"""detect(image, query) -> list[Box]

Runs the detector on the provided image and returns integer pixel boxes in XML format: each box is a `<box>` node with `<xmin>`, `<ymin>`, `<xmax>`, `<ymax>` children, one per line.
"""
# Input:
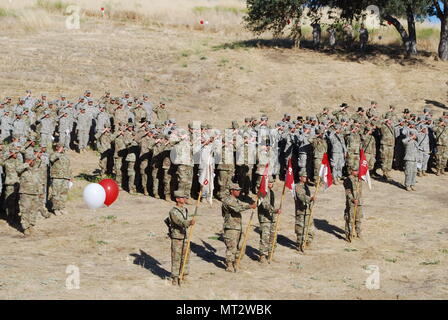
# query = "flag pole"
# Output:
<box><xmin>301</xmin><ymin>176</ymin><xmax>321</xmax><ymax>252</ymax></box>
<box><xmin>267</xmin><ymin>181</ymin><xmax>286</xmax><ymax>263</ymax></box>
<box><xmin>235</xmin><ymin>193</ymin><xmax>259</xmax><ymax>269</ymax></box>
<box><xmin>179</xmin><ymin>186</ymin><xmax>202</xmax><ymax>282</ymax></box>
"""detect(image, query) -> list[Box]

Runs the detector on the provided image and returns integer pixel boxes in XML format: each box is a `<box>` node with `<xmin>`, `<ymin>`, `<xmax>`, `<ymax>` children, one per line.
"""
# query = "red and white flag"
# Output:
<box><xmin>285</xmin><ymin>158</ymin><xmax>295</xmax><ymax>197</ymax></box>
<box><xmin>259</xmin><ymin>163</ymin><xmax>269</xmax><ymax>197</ymax></box>
<box><xmin>319</xmin><ymin>153</ymin><xmax>333</xmax><ymax>190</ymax></box>
<box><xmin>199</xmin><ymin>152</ymin><xmax>215</xmax><ymax>204</ymax></box>
<box><xmin>358</xmin><ymin>149</ymin><xmax>372</xmax><ymax>189</ymax></box>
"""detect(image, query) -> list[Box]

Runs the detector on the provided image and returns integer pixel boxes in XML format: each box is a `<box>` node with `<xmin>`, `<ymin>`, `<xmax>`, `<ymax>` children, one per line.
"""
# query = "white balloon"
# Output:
<box><xmin>83</xmin><ymin>183</ymin><xmax>106</xmax><ymax>210</ymax></box>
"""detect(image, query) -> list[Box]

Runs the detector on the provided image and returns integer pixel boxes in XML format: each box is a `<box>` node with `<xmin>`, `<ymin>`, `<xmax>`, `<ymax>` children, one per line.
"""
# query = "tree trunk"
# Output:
<box><xmin>406</xmin><ymin>5</ymin><xmax>418</xmax><ymax>56</ymax></box>
<box><xmin>383</xmin><ymin>14</ymin><xmax>413</xmax><ymax>55</ymax></box>
<box><xmin>439</xmin><ymin>16</ymin><xmax>448</xmax><ymax>61</ymax></box>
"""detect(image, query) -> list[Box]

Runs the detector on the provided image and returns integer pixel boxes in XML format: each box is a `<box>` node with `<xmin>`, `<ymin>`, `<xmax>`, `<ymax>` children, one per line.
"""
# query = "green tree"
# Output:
<box><xmin>313</xmin><ymin>0</ymin><xmax>432</xmax><ymax>56</ymax></box>
<box><xmin>244</xmin><ymin>0</ymin><xmax>307</xmax><ymax>37</ymax></box>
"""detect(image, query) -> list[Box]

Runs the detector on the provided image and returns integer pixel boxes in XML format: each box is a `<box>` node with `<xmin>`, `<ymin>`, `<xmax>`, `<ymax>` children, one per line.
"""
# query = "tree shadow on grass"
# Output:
<box><xmin>424</xmin><ymin>99</ymin><xmax>448</xmax><ymax>110</ymax></box>
<box><xmin>213</xmin><ymin>38</ymin><xmax>435</xmax><ymax>66</ymax></box>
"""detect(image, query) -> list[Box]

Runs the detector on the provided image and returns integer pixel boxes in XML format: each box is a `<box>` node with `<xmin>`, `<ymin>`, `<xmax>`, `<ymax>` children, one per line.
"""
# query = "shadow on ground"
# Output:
<box><xmin>130</xmin><ymin>249</ymin><xmax>171</xmax><ymax>279</ymax></box>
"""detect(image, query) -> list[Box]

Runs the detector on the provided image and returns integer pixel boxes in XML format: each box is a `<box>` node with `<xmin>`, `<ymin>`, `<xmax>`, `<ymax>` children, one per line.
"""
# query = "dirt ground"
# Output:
<box><xmin>1</xmin><ymin>15</ymin><xmax>448</xmax><ymax>300</ymax></box>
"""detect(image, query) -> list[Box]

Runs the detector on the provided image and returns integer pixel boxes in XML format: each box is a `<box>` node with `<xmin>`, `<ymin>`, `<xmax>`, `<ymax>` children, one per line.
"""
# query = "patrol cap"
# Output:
<box><xmin>143</xmin><ymin>93</ymin><xmax>149</xmax><ymax>98</ymax></box>
<box><xmin>340</xmin><ymin>103</ymin><xmax>348</xmax><ymax>108</ymax></box>
<box><xmin>371</xmin><ymin>101</ymin><xmax>377</xmax><ymax>105</ymax></box>
<box><xmin>169</xmin><ymin>118</ymin><xmax>176</xmax><ymax>124</ymax></box>
<box><xmin>231</xmin><ymin>120</ymin><xmax>239</xmax><ymax>129</ymax></box>
<box><xmin>244</xmin><ymin>117</ymin><xmax>251</xmax><ymax>122</ymax></box>
<box><xmin>60</xmin><ymin>94</ymin><xmax>66</xmax><ymax>98</ymax></box>
<box><xmin>284</xmin><ymin>113</ymin><xmax>291</xmax><ymax>118</ymax></box>
<box><xmin>41</xmin><ymin>93</ymin><xmax>47</xmax><ymax>97</ymax></box>
<box><xmin>357</xmin><ymin>107</ymin><xmax>364</xmax><ymax>112</ymax></box>
<box><xmin>173</xmin><ymin>190</ymin><xmax>189</xmax><ymax>199</ymax></box>
<box><xmin>229</xmin><ymin>183</ymin><xmax>242</xmax><ymax>191</ymax></box>
<box><xmin>303</xmin><ymin>124</ymin><xmax>312</xmax><ymax>130</ymax></box>
<box><xmin>423</xmin><ymin>107</ymin><xmax>430</xmax><ymax>113</ymax></box>
<box><xmin>443</xmin><ymin>111</ymin><xmax>448</xmax><ymax>116</ymax></box>
<box><xmin>403</xmin><ymin>108</ymin><xmax>410</xmax><ymax>113</ymax></box>
<box><xmin>25</xmin><ymin>153</ymin><xmax>35</xmax><ymax>161</ymax></box>
<box><xmin>206</xmin><ymin>124</ymin><xmax>212</xmax><ymax>130</ymax></box>
<box><xmin>299</xmin><ymin>170</ymin><xmax>307</xmax><ymax>178</ymax></box>
<box><xmin>85</xmin><ymin>90</ymin><xmax>91</xmax><ymax>94</ymax></box>
<box><xmin>260</xmin><ymin>115</ymin><xmax>268</xmax><ymax>121</ymax></box>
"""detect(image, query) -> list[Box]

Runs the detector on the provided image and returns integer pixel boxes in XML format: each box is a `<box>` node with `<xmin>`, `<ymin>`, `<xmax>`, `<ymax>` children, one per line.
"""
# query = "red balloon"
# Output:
<box><xmin>200</xmin><ymin>20</ymin><xmax>204</xmax><ymax>25</ymax></box>
<box><xmin>99</xmin><ymin>179</ymin><xmax>119</xmax><ymax>207</ymax></box>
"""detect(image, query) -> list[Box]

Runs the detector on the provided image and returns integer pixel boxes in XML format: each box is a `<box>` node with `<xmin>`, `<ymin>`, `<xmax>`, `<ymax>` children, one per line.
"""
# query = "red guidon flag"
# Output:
<box><xmin>259</xmin><ymin>163</ymin><xmax>269</xmax><ymax>197</ymax></box>
<box><xmin>285</xmin><ymin>158</ymin><xmax>295</xmax><ymax>197</ymax></box>
<box><xmin>358</xmin><ymin>149</ymin><xmax>372</xmax><ymax>189</ymax></box>
<box><xmin>319</xmin><ymin>153</ymin><xmax>333</xmax><ymax>190</ymax></box>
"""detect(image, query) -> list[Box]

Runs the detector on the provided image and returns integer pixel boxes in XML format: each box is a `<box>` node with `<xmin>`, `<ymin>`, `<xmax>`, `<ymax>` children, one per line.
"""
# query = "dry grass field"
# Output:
<box><xmin>0</xmin><ymin>0</ymin><xmax>447</xmax><ymax>300</ymax></box>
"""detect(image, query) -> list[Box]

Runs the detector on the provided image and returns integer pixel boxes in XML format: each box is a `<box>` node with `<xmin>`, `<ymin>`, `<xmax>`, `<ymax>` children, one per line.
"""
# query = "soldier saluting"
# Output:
<box><xmin>167</xmin><ymin>190</ymin><xmax>195</xmax><ymax>286</ymax></box>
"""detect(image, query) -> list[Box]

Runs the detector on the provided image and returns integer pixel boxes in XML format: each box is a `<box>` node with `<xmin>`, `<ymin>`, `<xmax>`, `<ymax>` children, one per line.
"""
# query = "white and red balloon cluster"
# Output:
<box><xmin>83</xmin><ymin>179</ymin><xmax>119</xmax><ymax>210</ymax></box>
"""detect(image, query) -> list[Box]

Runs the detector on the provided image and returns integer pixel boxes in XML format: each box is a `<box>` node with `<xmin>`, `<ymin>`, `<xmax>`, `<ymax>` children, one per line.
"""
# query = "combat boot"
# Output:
<box><xmin>422</xmin><ymin>171</ymin><xmax>428</xmax><ymax>177</ymax></box>
<box><xmin>171</xmin><ymin>277</ymin><xmax>179</xmax><ymax>286</ymax></box>
<box><xmin>405</xmin><ymin>187</ymin><xmax>412</xmax><ymax>192</ymax></box>
<box><xmin>410</xmin><ymin>186</ymin><xmax>416</xmax><ymax>191</ymax></box>
<box><xmin>23</xmin><ymin>227</ymin><xmax>33</xmax><ymax>237</ymax></box>
<box><xmin>225</xmin><ymin>261</ymin><xmax>234</xmax><ymax>273</ymax></box>
<box><xmin>232</xmin><ymin>261</ymin><xmax>238</xmax><ymax>273</ymax></box>
<box><xmin>417</xmin><ymin>171</ymin><xmax>422</xmax><ymax>177</ymax></box>
<box><xmin>259</xmin><ymin>255</ymin><xmax>267</xmax><ymax>264</ymax></box>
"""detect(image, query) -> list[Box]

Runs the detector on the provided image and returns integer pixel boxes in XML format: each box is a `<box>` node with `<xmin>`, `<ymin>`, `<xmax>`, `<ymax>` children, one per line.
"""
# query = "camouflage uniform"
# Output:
<box><xmin>35</xmin><ymin>154</ymin><xmax>51</xmax><ymax>218</ymax></box>
<box><xmin>49</xmin><ymin>149</ymin><xmax>72</xmax><ymax>214</ymax></box>
<box><xmin>379</xmin><ymin>122</ymin><xmax>395</xmax><ymax>178</ymax></box>
<box><xmin>168</xmin><ymin>201</ymin><xmax>194</xmax><ymax>279</ymax></box>
<box><xmin>345</xmin><ymin>129</ymin><xmax>362</xmax><ymax>169</ymax></box>
<box><xmin>221</xmin><ymin>191</ymin><xmax>252</xmax><ymax>268</ymax></box>
<box><xmin>434</xmin><ymin>121</ymin><xmax>448</xmax><ymax>175</ymax></box>
<box><xmin>124</xmin><ymin>129</ymin><xmax>139</xmax><ymax>193</ymax></box>
<box><xmin>95</xmin><ymin>128</ymin><xmax>114</xmax><ymax>176</ymax></box>
<box><xmin>362</xmin><ymin>129</ymin><xmax>377</xmax><ymax>170</ymax></box>
<box><xmin>2</xmin><ymin>154</ymin><xmax>27</xmax><ymax>219</ymax></box>
<box><xmin>150</xmin><ymin>138</ymin><xmax>165</xmax><ymax>198</ymax></box>
<box><xmin>137</xmin><ymin>132</ymin><xmax>156</xmax><ymax>195</ymax></box>
<box><xmin>18</xmin><ymin>161</ymin><xmax>39</xmax><ymax>232</ymax></box>
<box><xmin>344</xmin><ymin>174</ymin><xmax>363</xmax><ymax>238</ymax></box>
<box><xmin>403</xmin><ymin>135</ymin><xmax>419</xmax><ymax>189</ymax></box>
<box><xmin>257</xmin><ymin>188</ymin><xmax>276</xmax><ymax>259</ymax></box>
<box><xmin>310</xmin><ymin>133</ymin><xmax>327</xmax><ymax>182</ymax></box>
<box><xmin>294</xmin><ymin>181</ymin><xmax>314</xmax><ymax>249</ymax></box>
